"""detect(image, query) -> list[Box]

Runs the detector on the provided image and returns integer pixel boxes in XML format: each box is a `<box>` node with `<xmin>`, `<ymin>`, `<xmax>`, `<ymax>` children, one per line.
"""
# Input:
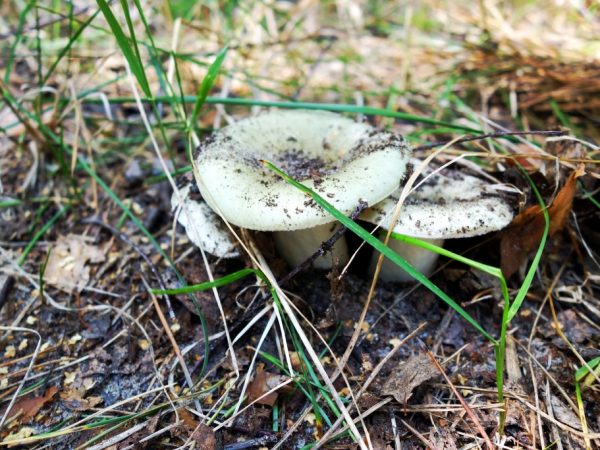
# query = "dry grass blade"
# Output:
<box><xmin>426</xmin><ymin>350</ymin><xmax>494</xmax><ymax>449</ymax></box>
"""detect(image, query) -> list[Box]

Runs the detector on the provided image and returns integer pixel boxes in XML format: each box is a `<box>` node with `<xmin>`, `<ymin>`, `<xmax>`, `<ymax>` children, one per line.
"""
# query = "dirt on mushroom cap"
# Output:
<box><xmin>194</xmin><ymin>110</ymin><xmax>412</xmax><ymax>231</ymax></box>
<box><xmin>361</xmin><ymin>161</ymin><xmax>517</xmax><ymax>239</ymax></box>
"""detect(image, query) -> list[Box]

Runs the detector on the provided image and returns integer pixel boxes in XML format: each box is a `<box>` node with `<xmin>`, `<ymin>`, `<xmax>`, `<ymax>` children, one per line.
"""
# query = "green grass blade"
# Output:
<box><xmin>151</xmin><ymin>268</ymin><xmax>263</xmax><ymax>295</ymax></box>
<box><xmin>575</xmin><ymin>356</ymin><xmax>600</xmax><ymax>383</ymax></box>
<box><xmin>96</xmin><ymin>0</ymin><xmax>151</xmax><ymax>97</ymax></box>
<box><xmin>4</xmin><ymin>1</ymin><xmax>35</xmax><ymax>84</ymax></box>
<box><xmin>389</xmin><ymin>232</ymin><xmax>503</xmax><ymax>278</ymax></box>
<box><xmin>188</xmin><ymin>46</ymin><xmax>229</xmax><ymax>131</ymax></box>
<box><xmin>42</xmin><ymin>8</ymin><xmax>102</xmax><ymax>85</ymax></box>
<box><xmin>77</xmin><ymin>95</ymin><xmax>483</xmax><ymax>133</ymax></box>
<box><xmin>580</xmin><ymin>182</ymin><xmax>600</xmax><ymax>210</ymax></box>
<box><xmin>264</xmin><ymin>161</ymin><xmax>495</xmax><ymax>343</ymax></box>
<box><xmin>0</xmin><ymin>198</ymin><xmax>23</xmax><ymax>208</ymax></box>
<box><xmin>389</xmin><ymin>232</ymin><xmax>511</xmax><ymax>306</ymax></box>
<box><xmin>18</xmin><ymin>205</ymin><xmax>70</xmax><ymax>266</ymax></box>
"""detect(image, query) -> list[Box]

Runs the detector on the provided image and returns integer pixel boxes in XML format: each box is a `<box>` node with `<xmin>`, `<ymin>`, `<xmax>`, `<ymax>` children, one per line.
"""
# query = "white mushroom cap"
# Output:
<box><xmin>360</xmin><ymin>160</ymin><xmax>515</xmax><ymax>238</ymax></box>
<box><xmin>194</xmin><ymin>110</ymin><xmax>411</xmax><ymax>231</ymax></box>
<box><xmin>171</xmin><ymin>184</ymin><xmax>239</xmax><ymax>258</ymax></box>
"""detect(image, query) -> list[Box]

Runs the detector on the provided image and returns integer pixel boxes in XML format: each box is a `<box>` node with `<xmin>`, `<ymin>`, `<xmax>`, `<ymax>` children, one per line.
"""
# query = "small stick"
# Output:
<box><xmin>413</xmin><ymin>130</ymin><xmax>568</xmax><ymax>152</ymax></box>
<box><xmin>278</xmin><ymin>200</ymin><xmax>368</xmax><ymax>286</ymax></box>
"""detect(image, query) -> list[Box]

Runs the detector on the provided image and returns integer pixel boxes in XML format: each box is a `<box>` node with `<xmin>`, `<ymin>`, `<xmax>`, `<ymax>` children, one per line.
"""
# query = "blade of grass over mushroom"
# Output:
<box><xmin>70</xmin><ymin>93</ymin><xmax>561</xmax><ymax>147</ymax></box>
<box><xmin>264</xmin><ymin>161</ymin><xmax>495</xmax><ymax>343</ymax></box>
<box><xmin>388</xmin><ymin>232</ymin><xmax>510</xmax><ymax>302</ymax></box>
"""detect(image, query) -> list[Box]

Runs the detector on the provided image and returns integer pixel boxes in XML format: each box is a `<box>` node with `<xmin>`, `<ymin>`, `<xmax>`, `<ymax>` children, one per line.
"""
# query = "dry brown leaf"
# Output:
<box><xmin>44</xmin><ymin>234</ymin><xmax>105</xmax><ymax>292</ymax></box>
<box><xmin>177</xmin><ymin>408</ymin><xmax>216</xmax><ymax>450</ymax></box>
<box><xmin>5</xmin><ymin>386</ymin><xmax>58</xmax><ymax>423</ymax></box>
<box><xmin>247</xmin><ymin>370</ymin><xmax>292</xmax><ymax>407</ymax></box>
<box><xmin>381</xmin><ymin>353</ymin><xmax>438</xmax><ymax>404</ymax></box>
<box><xmin>500</xmin><ymin>165</ymin><xmax>585</xmax><ymax>277</ymax></box>
<box><xmin>59</xmin><ymin>385</ymin><xmax>103</xmax><ymax>411</ymax></box>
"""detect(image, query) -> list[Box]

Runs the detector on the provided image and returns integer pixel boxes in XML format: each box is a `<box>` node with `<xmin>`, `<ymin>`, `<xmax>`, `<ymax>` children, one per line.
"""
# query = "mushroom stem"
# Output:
<box><xmin>371</xmin><ymin>237</ymin><xmax>445</xmax><ymax>282</ymax></box>
<box><xmin>273</xmin><ymin>223</ymin><xmax>349</xmax><ymax>270</ymax></box>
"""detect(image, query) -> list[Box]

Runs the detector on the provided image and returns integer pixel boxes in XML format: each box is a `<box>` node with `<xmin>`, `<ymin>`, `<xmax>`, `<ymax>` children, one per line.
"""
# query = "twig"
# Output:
<box><xmin>399</xmin><ymin>418</ymin><xmax>434</xmax><ymax>448</ymax></box>
<box><xmin>0</xmin><ymin>326</ymin><xmax>42</xmax><ymax>432</ymax></box>
<box><xmin>223</xmin><ymin>433</ymin><xmax>279</xmax><ymax>450</ymax></box>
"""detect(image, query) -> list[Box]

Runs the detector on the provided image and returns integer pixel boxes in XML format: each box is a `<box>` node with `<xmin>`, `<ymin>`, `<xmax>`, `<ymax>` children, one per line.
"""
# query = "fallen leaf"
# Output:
<box><xmin>25</xmin><ymin>316</ymin><xmax>37</xmax><ymax>325</ymax></box>
<box><xmin>4</xmin><ymin>386</ymin><xmax>58</xmax><ymax>422</ymax></box>
<box><xmin>550</xmin><ymin>394</ymin><xmax>583</xmax><ymax>431</ymax></box>
<box><xmin>381</xmin><ymin>353</ymin><xmax>438</xmax><ymax>404</ymax></box>
<box><xmin>4</xmin><ymin>345</ymin><xmax>15</xmax><ymax>358</ymax></box>
<box><xmin>64</xmin><ymin>371</ymin><xmax>77</xmax><ymax>385</ymax></box>
<box><xmin>2</xmin><ymin>426</ymin><xmax>35</xmax><ymax>445</ymax></box>
<box><xmin>247</xmin><ymin>370</ymin><xmax>292</xmax><ymax>407</ymax></box>
<box><xmin>60</xmin><ymin>385</ymin><xmax>103</xmax><ymax>411</ymax></box>
<box><xmin>44</xmin><ymin>234</ymin><xmax>106</xmax><ymax>292</ymax></box>
<box><xmin>501</xmin><ymin>165</ymin><xmax>585</xmax><ymax>277</ymax></box>
<box><xmin>177</xmin><ymin>408</ymin><xmax>216</xmax><ymax>450</ymax></box>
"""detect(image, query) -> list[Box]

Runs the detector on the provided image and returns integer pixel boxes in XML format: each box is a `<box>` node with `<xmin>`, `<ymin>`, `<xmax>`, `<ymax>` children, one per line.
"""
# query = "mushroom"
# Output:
<box><xmin>171</xmin><ymin>184</ymin><xmax>240</xmax><ymax>259</ymax></box>
<box><xmin>192</xmin><ymin>109</ymin><xmax>412</xmax><ymax>269</ymax></box>
<box><xmin>360</xmin><ymin>160</ymin><xmax>515</xmax><ymax>282</ymax></box>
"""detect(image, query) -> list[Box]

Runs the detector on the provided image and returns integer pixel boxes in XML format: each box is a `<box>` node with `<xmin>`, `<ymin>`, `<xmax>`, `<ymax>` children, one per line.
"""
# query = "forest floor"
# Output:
<box><xmin>0</xmin><ymin>1</ymin><xmax>599</xmax><ymax>449</ymax></box>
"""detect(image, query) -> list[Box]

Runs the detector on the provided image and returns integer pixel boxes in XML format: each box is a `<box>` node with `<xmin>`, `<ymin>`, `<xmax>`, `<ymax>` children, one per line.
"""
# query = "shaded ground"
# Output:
<box><xmin>1</xmin><ymin>1</ymin><xmax>599</xmax><ymax>449</ymax></box>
